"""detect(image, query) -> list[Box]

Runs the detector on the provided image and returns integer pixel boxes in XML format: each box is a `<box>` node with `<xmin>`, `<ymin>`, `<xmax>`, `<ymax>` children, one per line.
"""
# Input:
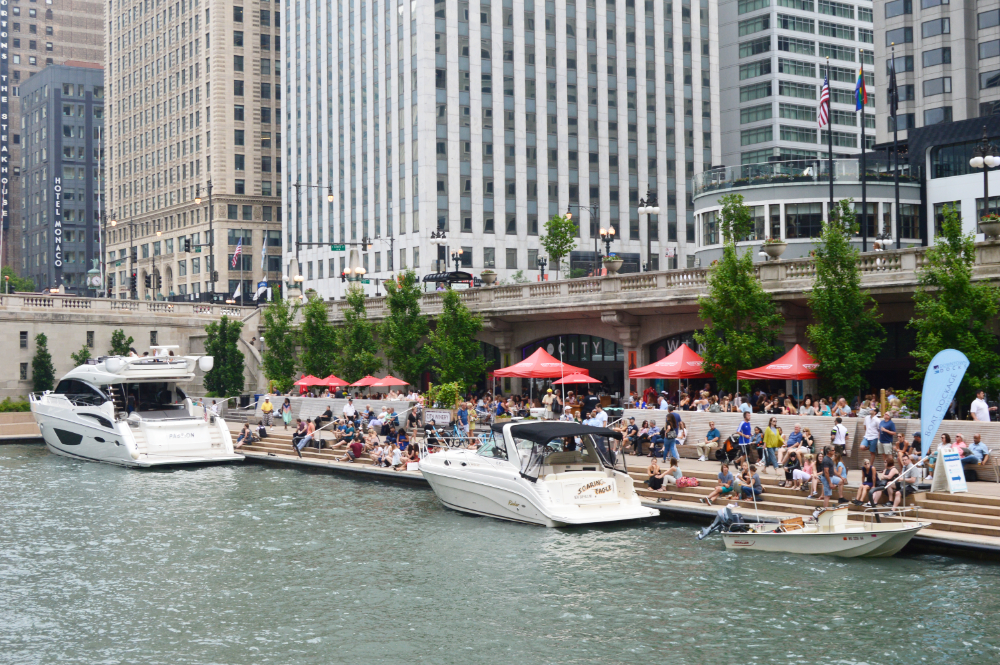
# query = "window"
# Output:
<box><xmin>702</xmin><ymin>210</ymin><xmax>718</xmax><ymax>245</ymax></box>
<box><xmin>820</xmin><ymin>43</ymin><xmax>855</xmax><ymax>62</ymax></box>
<box><xmin>779</xmin><ymin>102</ymin><xmax>816</xmax><ymax>121</ymax></box>
<box><xmin>741</xmin><ymin>103</ymin><xmax>773</xmax><ymax>123</ymax></box>
<box><xmin>234</xmin><ymin>129</ymin><xmax>245</xmax><ymax>146</ymax></box>
<box><xmin>261</xmin><ymin>9</ymin><xmax>270</xmax><ymax>25</ymax></box>
<box><xmin>776</xmin><ymin>14</ymin><xmax>814</xmax><ymax>33</ymax></box>
<box><xmin>234</xmin><ymin>55</ymin><xmax>244</xmax><ymax>71</ymax></box>
<box><xmin>739</xmin><ymin>59</ymin><xmax>771</xmax><ymax>80</ymax></box>
<box><xmin>228</xmin><ymin>205</ymin><xmax>239</xmax><ymax>220</ymax></box>
<box><xmin>261</xmin><ymin>107</ymin><xmax>271</xmax><ymax>123</ymax></box>
<box><xmin>777</xmin><ymin>0</ymin><xmax>813</xmax><ymax>10</ymax></box>
<box><xmin>780</xmin><ymin>81</ymin><xmax>816</xmax><ymax>99</ymax></box>
<box><xmin>738</xmin><ymin>15</ymin><xmax>769</xmax><ymax>36</ymax></box>
<box><xmin>818</xmin><ymin>20</ymin><xmax>853</xmax><ymax>40</ymax></box>
<box><xmin>897</xmin><ymin>84</ymin><xmax>916</xmax><ymax>101</ymax></box>
<box><xmin>934</xmin><ymin>202</ymin><xmax>960</xmax><ymax>234</ymax></box>
<box><xmin>741</xmin><ymin>126</ymin><xmax>773</xmax><ymax>145</ymax></box>
<box><xmin>505</xmin><ymin>247</ymin><xmax>518</xmax><ymax>269</ymax></box>
<box><xmin>820</xmin><ymin>130</ymin><xmax>858</xmax><ymax>147</ymax></box>
<box><xmin>923</xmin><ymin>48</ymin><xmax>951</xmax><ymax>68</ymax></box>
<box><xmin>885</xmin><ymin>0</ymin><xmax>911</xmax><ymax>18</ymax></box>
<box><xmin>738</xmin><ymin>0</ymin><xmax>769</xmax><ymax>14</ymax></box>
<box><xmin>923</xmin><ymin>106</ymin><xmax>952</xmax><ymax>126</ymax></box>
<box><xmin>742</xmin><ymin>148</ymin><xmax>774</xmax><ymax>164</ymax></box>
<box><xmin>740</xmin><ymin>82</ymin><xmax>772</xmax><ymax>102</ymax></box>
<box><xmin>779</xmin><ymin>36</ymin><xmax>815</xmax><ymax>56</ymax></box>
<box><xmin>888</xmin><ymin>113</ymin><xmax>916</xmax><ymax>131</ymax></box>
<box><xmin>981</xmin><ymin>70</ymin><xmax>1000</xmax><ymax>89</ymax></box>
<box><xmin>234</xmin><ymin>80</ymin><xmax>244</xmax><ymax>95</ymax></box>
<box><xmin>233</xmin><ymin>5</ymin><xmax>243</xmax><ymax>21</ymax></box>
<box><xmin>922</xmin><ymin>18</ymin><xmax>950</xmax><ymax>39</ymax></box>
<box><xmin>20</xmin><ymin>331</ymin><xmax>27</xmax><ymax>348</ymax></box>
<box><xmin>739</xmin><ymin>37</ymin><xmax>771</xmax><ymax>58</ymax></box>
<box><xmin>922</xmin><ymin>0</ymin><xmax>947</xmax><ymax>7</ymax></box>
<box><xmin>785</xmin><ymin>202</ymin><xmax>824</xmax><ymax>238</ymax></box>
<box><xmin>923</xmin><ymin>77</ymin><xmax>951</xmax><ymax>96</ymax></box>
<box><xmin>778</xmin><ymin>58</ymin><xmax>815</xmax><ymax>78</ymax></box>
<box><xmin>233</xmin><ymin>30</ymin><xmax>244</xmax><ymax>46</ymax></box>
<box><xmin>260</xmin><ymin>34</ymin><xmax>271</xmax><ymax>50</ymax></box>
<box><xmin>979</xmin><ymin>9</ymin><xmax>1000</xmax><ymax>30</ymax></box>
<box><xmin>980</xmin><ymin>40</ymin><xmax>1000</xmax><ymax>60</ymax></box>
<box><xmin>818</xmin><ymin>0</ymin><xmax>852</xmax><ymax>18</ymax></box>
<box><xmin>886</xmin><ymin>27</ymin><xmax>913</xmax><ymax>45</ymax></box>
<box><xmin>858</xmin><ymin>28</ymin><xmax>874</xmax><ymax>44</ymax></box>
<box><xmin>234</xmin><ymin>104</ymin><xmax>245</xmax><ymax>121</ymax></box>
<box><xmin>235</xmin><ymin>154</ymin><xmax>245</xmax><ymax>170</ymax></box>
<box><xmin>780</xmin><ymin>124</ymin><xmax>817</xmax><ymax>143</ymax></box>
<box><xmin>235</xmin><ymin>179</ymin><xmax>246</xmax><ymax>195</ymax></box>
<box><xmin>900</xmin><ymin>204</ymin><xmax>921</xmax><ymax>239</ymax></box>
<box><xmin>20</xmin><ymin>363</ymin><xmax>28</xmax><ymax>381</ymax></box>
<box><xmin>887</xmin><ymin>55</ymin><xmax>914</xmax><ymax>73</ymax></box>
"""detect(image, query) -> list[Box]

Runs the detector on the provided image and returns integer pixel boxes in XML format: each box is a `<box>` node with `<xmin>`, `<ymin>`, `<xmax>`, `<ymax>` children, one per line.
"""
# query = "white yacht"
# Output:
<box><xmin>419</xmin><ymin>421</ymin><xmax>658</xmax><ymax>527</ymax></box>
<box><xmin>30</xmin><ymin>348</ymin><xmax>243</xmax><ymax>467</ymax></box>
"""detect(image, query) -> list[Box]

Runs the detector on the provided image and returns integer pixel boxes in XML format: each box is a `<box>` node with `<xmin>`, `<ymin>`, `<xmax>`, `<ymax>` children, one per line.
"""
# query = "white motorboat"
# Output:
<box><xmin>419</xmin><ymin>421</ymin><xmax>658</xmax><ymax>527</ymax></box>
<box><xmin>30</xmin><ymin>348</ymin><xmax>243</xmax><ymax>467</ymax></box>
<box><xmin>716</xmin><ymin>506</ymin><xmax>929</xmax><ymax>558</ymax></box>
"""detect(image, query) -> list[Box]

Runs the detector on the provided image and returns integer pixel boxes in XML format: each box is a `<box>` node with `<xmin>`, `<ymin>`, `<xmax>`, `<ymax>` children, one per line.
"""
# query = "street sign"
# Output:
<box><xmin>362</xmin><ymin>279</ymin><xmax>371</xmax><ymax>284</ymax></box>
<box><xmin>195</xmin><ymin>247</ymin><xmax>202</xmax><ymax>253</ymax></box>
<box><xmin>115</xmin><ymin>260</ymin><xmax>122</xmax><ymax>267</ymax></box>
<box><xmin>331</xmin><ymin>243</ymin><xmax>346</xmax><ymax>251</ymax></box>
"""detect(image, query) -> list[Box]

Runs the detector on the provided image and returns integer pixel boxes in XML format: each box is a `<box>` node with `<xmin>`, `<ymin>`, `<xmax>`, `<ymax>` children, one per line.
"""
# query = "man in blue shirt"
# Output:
<box><xmin>738</xmin><ymin>411</ymin><xmax>753</xmax><ymax>446</ymax></box>
<box><xmin>696</xmin><ymin>421</ymin><xmax>722</xmax><ymax>461</ymax></box>
<box><xmin>779</xmin><ymin>423</ymin><xmax>806</xmax><ymax>465</ymax></box>
<box><xmin>456</xmin><ymin>403</ymin><xmax>469</xmax><ymax>435</ymax></box>
<box><xmin>963</xmin><ymin>433</ymin><xmax>991</xmax><ymax>470</ymax></box>
<box><xmin>878</xmin><ymin>413</ymin><xmax>896</xmax><ymax>466</ymax></box>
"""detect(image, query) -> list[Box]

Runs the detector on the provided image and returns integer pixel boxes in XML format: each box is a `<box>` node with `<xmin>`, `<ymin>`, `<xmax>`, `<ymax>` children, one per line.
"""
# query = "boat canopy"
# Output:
<box><xmin>490</xmin><ymin>421</ymin><xmax>622</xmax><ymax>443</ymax></box>
<box><xmin>492</xmin><ymin>422</ymin><xmax>621</xmax><ymax>481</ymax></box>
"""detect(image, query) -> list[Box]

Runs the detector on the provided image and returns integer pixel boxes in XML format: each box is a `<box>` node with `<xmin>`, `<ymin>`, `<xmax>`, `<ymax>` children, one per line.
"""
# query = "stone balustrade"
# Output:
<box><xmin>0</xmin><ymin>293</ymin><xmax>256</xmax><ymax>318</ymax></box>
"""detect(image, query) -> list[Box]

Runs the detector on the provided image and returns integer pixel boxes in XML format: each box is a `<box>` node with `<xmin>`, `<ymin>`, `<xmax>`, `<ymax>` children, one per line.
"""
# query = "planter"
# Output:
<box><xmin>980</xmin><ymin>220</ymin><xmax>1000</xmax><ymax>239</ymax></box>
<box><xmin>762</xmin><ymin>242</ymin><xmax>788</xmax><ymax>259</ymax></box>
<box><xmin>481</xmin><ymin>272</ymin><xmax>497</xmax><ymax>285</ymax></box>
<box><xmin>603</xmin><ymin>259</ymin><xmax>624</xmax><ymax>275</ymax></box>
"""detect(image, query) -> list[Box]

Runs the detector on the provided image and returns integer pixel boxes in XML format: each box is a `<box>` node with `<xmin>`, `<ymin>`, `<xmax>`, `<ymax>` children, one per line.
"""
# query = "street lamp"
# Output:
<box><xmin>970</xmin><ymin>127</ymin><xmax>1000</xmax><ymax>224</ymax></box>
<box><xmin>450</xmin><ymin>248</ymin><xmax>463</xmax><ymax>273</ymax></box>
<box><xmin>195</xmin><ymin>180</ymin><xmax>215</xmax><ymax>296</ymax></box>
<box><xmin>430</xmin><ymin>229</ymin><xmax>447</xmax><ymax>272</ymax></box>
<box><xmin>637</xmin><ymin>190</ymin><xmax>660</xmax><ymax>271</ymax></box>
<box><xmin>599</xmin><ymin>225</ymin><xmax>616</xmax><ymax>257</ymax></box>
<box><xmin>537</xmin><ymin>256</ymin><xmax>547</xmax><ymax>281</ymax></box>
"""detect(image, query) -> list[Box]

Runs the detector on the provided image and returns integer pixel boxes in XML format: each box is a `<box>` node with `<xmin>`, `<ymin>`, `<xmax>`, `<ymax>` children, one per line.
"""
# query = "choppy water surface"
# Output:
<box><xmin>2</xmin><ymin>444</ymin><xmax>999</xmax><ymax>665</ymax></box>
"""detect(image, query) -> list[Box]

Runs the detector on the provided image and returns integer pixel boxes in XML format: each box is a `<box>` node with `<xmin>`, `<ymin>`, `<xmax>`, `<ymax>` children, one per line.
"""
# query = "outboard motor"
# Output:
<box><xmin>697</xmin><ymin>506</ymin><xmax>746</xmax><ymax>540</ymax></box>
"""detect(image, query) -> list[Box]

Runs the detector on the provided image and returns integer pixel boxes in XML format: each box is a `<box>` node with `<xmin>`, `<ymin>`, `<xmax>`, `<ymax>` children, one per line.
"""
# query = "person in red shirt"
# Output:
<box><xmin>643</xmin><ymin>385</ymin><xmax>658</xmax><ymax>408</ymax></box>
<box><xmin>339</xmin><ymin>437</ymin><xmax>365</xmax><ymax>463</ymax></box>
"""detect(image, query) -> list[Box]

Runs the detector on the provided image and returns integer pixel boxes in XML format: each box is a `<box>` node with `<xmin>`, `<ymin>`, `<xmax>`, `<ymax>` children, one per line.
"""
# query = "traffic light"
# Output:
<box><xmin>340</xmin><ymin>271</ymin><xmax>347</xmax><ymax>283</ymax></box>
<box><xmin>155</xmin><ymin>274</ymin><xmax>163</xmax><ymax>289</ymax></box>
<box><xmin>144</xmin><ymin>275</ymin><xmax>151</xmax><ymax>289</ymax></box>
<box><xmin>130</xmin><ymin>272</ymin><xmax>137</xmax><ymax>290</ymax></box>
<box><xmin>212</xmin><ymin>270</ymin><xmax>219</xmax><ymax>282</ymax></box>
<box><xmin>183</xmin><ymin>238</ymin><xmax>192</xmax><ymax>252</ymax></box>
<box><xmin>131</xmin><ymin>247</ymin><xmax>138</xmax><ymax>262</ymax></box>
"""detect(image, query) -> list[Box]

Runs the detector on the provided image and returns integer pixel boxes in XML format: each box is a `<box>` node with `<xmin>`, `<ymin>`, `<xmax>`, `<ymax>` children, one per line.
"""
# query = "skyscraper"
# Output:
<box><xmin>103</xmin><ymin>0</ymin><xmax>283</xmax><ymax>301</ymax></box>
<box><xmin>285</xmin><ymin>0</ymin><xmax>721</xmax><ymax>298</ymax></box>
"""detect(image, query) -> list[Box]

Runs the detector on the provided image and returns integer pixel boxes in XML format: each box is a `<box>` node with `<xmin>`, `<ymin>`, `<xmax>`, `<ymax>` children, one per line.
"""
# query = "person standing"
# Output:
<box><xmin>878</xmin><ymin>412</ymin><xmax>896</xmax><ymax>468</ymax></box>
<box><xmin>819</xmin><ymin>446</ymin><xmax>841</xmax><ymax>508</ymax></box>
<box><xmin>280</xmin><ymin>398</ymin><xmax>293</xmax><ymax>430</ymax></box>
<box><xmin>971</xmin><ymin>390</ymin><xmax>996</xmax><ymax>422</ymax></box>
<box><xmin>762</xmin><ymin>416</ymin><xmax>783</xmax><ymax>474</ymax></box>
<box><xmin>343</xmin><ymin>397</ymin><xmax>357</xmax><ymax>420</ymax></box>
<box><xmin>830</xmin><ymin>416</ymin><xmax>850</xmax><ymax>458</ymax></box>
<box><xmin>260</xmin><ymin>397</ymin><xmax>275</xmax><ymax>429</ymax></box>
<box><xmin>863</xmin><ymin>407</ymin><xmax>881</xmax><ymax>465</ymax></box>
<box><xmin>542</xmin><ymin>389</ymin><xmax>555</xmax><ymax>420</ymax></box>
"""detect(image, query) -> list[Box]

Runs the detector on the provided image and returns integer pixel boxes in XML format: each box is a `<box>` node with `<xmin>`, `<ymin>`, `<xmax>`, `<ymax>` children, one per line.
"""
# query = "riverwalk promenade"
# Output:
<box><xmin>231</xmin><ymin>423</ymin><xmax>1000</xmax><ymax>560</ymax></box>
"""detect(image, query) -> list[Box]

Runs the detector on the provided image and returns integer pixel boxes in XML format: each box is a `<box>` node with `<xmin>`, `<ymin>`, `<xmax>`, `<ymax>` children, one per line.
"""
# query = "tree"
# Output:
<box><xmin>428</xmin><ymin>288</ymin><xmax>490</xmax><ymax>390</ymax></box>
<box><xmin>298</xmin><ymin>294</ymin><xmax>337</xmax><ymax>379</ymax></box>
<box><xmin>109</xmin><ymin>329</ymin><xmax>134</xmax><ymax>356</ymax></box>
<box><xmin>540</xmin><ymin>214</ymin><xmax>578</xmax><ymax>280</ymax></box>
<box><xmin>807</xmin><ymin>198</ymin><xmax>885</xmax><ymax>396</ymax></box>
<box><xmin>694</xmin><ymin>194</ymin><xmax>784</xmax><ymax>392</ymax></box>
<box><xmin>910</xmin><ymin>204</ymin><xmax>1000</xmax><ymax>407</ymax></box>
<box><xmin>380</xmin><ymin>270</ymin><xmax>430</xmax><ymax>386</ymax></box>
<box><xmin>261</xmin><ymin>297</ymin><xmax>299</xmax><ymax>393</ymax></box>
<box><xmin>70</xmin><ymin>345</ymin><xmax>92</xmax><ymax>367</ymax></box>
<box><xmin>32</xmin><ymin>333</ymin><xmax>56</xmax><ymax>392</ymax></box>
<box><xmin>335</xmin><ymin>286</ymin><xmax>383</xmax><ymax>382</ymax></box>
<box><xmin>203</xmin><ymin>315</ymin><xmax>245</xmax><ymax>397</ymax></box>
<box><xmin>1</xmin><ymin>266</ymin><xmax>34</xmax><ymax>293</ymax></box>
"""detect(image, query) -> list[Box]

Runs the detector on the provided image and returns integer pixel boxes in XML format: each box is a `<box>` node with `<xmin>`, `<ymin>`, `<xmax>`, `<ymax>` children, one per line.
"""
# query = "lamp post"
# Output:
<box><xmin>565</xmin><ymin>203</ymin><xmax>601</xmax><ymax>276</ymax></box>
<box><xmin>152</xmin><ymin>223</ymin><xmax>162</xmax><ymax>301</ymax></box>
<box><xmin>450</xmin><ymin>248</ymin><xmax>463</xmax><ymax>274</ymax></box>
<box><xmin>430</xmin><ymin>229</ymin><xmax>447</xmax><ymax>273</ymax></box>
<box><xmin>970</xmin><ymin>127</ymin><xmax>999</xmax><ymax>228</ymax></box>
<box><xmin>599</xmin><ymin>225</ymin><xmax>616</xmax><ymax>257</ymax></box>
<box><xmin>637</xmin><ymin>190</ymin><xmax>660</xmax><ymax>271</ymax></box>
<box><xmin>194</xmin><ymin>180</ymin><xmax>215</xmax><ymax>297</ymax></box>
<box><xmin>537</xmin><ymin>256</ymin><xmax>547</xmax><ymax>281</ymax></box>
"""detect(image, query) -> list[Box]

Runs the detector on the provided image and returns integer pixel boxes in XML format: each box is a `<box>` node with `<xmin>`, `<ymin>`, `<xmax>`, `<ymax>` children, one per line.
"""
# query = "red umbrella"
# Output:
<box><xmin>350</xmin><ymin>375</ymin><xmax>380</xmax><ymax>387</ymax></box>
<box><xmin>370</xmin><ymin>374</ymin><xmax>409</xmax><ymax>387</ymax></box>
<box><xmin>629</xmin><ymin>344</ymin><xmax>713</xmax><ymax>379</ymax></box>
<box><xmin>493</xmin><ymin>347</ymin><xmax>587</xmax><ymax>378</ymax></box>
<box><xmin>552</xmin><ymin>372</ymin><xmax>602</xmax><ymax>385</ymax></box>
<box><xmin>294</xmin><ymin>375</ymin><xmax>325</xmax><ymax>386</ymax></box>
<box><xmin>736</xmin><ymin>344</ymin><xmax>819</xmax><ymax>380</ymax></box>
<box><xmin>321</xmin><ymin>374</ymin><xmax>349</xmax><ymax>387</ymax></box>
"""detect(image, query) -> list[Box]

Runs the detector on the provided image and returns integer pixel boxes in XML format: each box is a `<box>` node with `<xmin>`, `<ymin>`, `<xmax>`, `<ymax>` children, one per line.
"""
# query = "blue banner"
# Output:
<box><xmin>920</xmin><ymin>349</ymin><xmax>970</xmax><ymax>456</ymax></box>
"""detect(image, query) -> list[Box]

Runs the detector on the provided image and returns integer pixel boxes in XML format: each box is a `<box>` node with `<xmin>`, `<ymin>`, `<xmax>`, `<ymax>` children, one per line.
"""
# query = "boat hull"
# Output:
<box><xmin>721</xmin><ymin>523</ymin><xmax>927</xmax><ymax>558</ymax></box>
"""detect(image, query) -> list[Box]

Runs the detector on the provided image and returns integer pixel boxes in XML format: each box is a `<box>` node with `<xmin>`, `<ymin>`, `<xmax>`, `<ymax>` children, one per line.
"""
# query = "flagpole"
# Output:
<box><xmin>826</xmin><ymin>57</ymin><xmax>834</xmax><ymax>218</ymax></box>
<box><xmin>240</xmin><ymin>229</ymin><xmax>244</xmax><ymax>307</ymax></box>
<box><xmin>860</xmin><ymin>51</ymin><xmax>868</xmax><ymax>252</ymax></box>
<box><xmin>892</xmin><ymin>42</ymin><xmax>901</xmax><ymax>249</ymax></box>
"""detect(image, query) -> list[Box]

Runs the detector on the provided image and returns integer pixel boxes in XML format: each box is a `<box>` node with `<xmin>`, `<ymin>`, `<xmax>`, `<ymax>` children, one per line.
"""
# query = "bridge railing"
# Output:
<box><xmin>0</xmin><ymin>293</ymin><xmax>256</xmax><ymax>317</ymax></box>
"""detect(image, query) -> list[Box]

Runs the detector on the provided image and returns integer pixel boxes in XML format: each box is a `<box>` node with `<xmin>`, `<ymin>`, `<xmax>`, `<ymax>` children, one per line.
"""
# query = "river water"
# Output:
<box><xmin>2</xmin><ymin>444</ymin><xmax>999</xmax><ymax>665</ymax></box>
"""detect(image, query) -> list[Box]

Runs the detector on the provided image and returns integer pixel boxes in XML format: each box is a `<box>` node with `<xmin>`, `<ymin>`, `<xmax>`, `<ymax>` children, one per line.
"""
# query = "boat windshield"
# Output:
<box><xmin>476</xmin><ymin>433</ymin><xmax>509</xmax><ymax>460</ymax></box>
<box><xmin>120</xmin><ymin>383</ymin><xmax>188</xmax><ymax>412</ymax></box>
<box><xmin>514</xmin><ymin>434</ymin><xmax>612</xmax><ymax>481</ymax></box>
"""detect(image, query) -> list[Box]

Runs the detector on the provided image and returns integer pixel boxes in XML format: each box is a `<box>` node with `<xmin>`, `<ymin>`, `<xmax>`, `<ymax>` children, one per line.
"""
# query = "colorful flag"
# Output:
<box><xmin>855</xmin><ymin>66</ymin><xmax>867</xmax><ymax>111</ymax></box>
<box><xmin>231</xmin><ymin>238</ymin><xmax>242</xmax><ymax>268</ymax></box>
<box><xmin>818</xmin><ymin>75</ymin><xmax>830</xmax><ymax>128</ymax></box>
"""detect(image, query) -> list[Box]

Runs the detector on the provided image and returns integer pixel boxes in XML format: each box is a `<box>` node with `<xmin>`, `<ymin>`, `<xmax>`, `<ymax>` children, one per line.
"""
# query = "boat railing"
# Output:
<box><xmin>860</xmin><ymin>506</ymin><xmax>921</xmax><ymax>529</ymax></box>
<box><xmin>28</xmin><ymin>392</ymin><xmax>104</xmax><ymax>409</ymax></box>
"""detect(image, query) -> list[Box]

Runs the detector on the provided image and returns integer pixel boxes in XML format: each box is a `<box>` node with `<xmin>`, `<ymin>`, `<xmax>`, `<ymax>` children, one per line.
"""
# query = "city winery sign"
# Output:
<box><xmin>53</xmin><ymin>177</ymin><xmax>63</xmax><ymax>269</ymax></box>
<box><xmin>0</xmin><ymin>0</ymin><xmax>8</xmax><ymax>237</ymax></box>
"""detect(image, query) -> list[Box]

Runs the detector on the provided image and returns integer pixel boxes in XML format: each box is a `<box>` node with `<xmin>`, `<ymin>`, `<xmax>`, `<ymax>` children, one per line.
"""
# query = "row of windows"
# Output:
<box><xmin>741</xmin><ymin>0</ymin><xmax>873</xmax><ymax>21</ymax></box>
<box><xmin>887</xmin><ymin>48</ymin><xmax>951</xmax><ymax>73</ymax></box>
<box><xmin>886</xmin><ymin>108</ymin><xmax>952</xmax><ymax>132</ymax></box>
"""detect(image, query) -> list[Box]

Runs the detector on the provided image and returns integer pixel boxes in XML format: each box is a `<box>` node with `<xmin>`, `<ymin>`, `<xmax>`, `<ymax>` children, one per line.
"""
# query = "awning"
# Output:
<box><xmin>422</xmin><ymin>271</ymin><xmax>474</xmax><ymax>283</ymax></box>
<box><xmin>629</xmin><ymin>343</ymin><xmax>713</xmax><ymax>379</ymax></box>
<box><xmin>491</xmin><ymin>421</ymin><xmax>623</xmax><ymax>443</ymax></box>
<box><xmin>492</xmin><ymin>347</ymin><xmax>587</xmax><ymax>379</ymax></box>
<box><xmin>736</xmin><ymin>344</ymin><xmax>819</xmax><ymax>380</ymax></box>
<box><xmin>294</xmin><ymin>375</ymin><xmax>325</xmax><ymax>386</ymax></box>
<box><xmin>321</xmin><ymin>374</ymin><xmax>349</xmax><ymax>387</ymax></box>
<box><xmin>350</xmin><ymin>375</ymin><xmax>381</xmax><ymax>387</ymax></box>
<box><xmin>371</xmin><ymin>374</ymin><xmax>409</xmax><ymax>387</ymax></box>
<box><xmin>552</xmin><ymin>373</ymin><xmax>602</xmax><ymax>385</ymax></box>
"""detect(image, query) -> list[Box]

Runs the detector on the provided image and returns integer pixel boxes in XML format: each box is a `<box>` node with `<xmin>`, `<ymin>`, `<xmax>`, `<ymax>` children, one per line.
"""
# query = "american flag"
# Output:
<box><xmin>231</xmin><ymin>238</ymin><xmax>242</xmax><ymax>268</ymax></box>
<box><xmin>818</xmin><ymin>74</ymin><xmax>830</xmax><ymax>129</ymax></box>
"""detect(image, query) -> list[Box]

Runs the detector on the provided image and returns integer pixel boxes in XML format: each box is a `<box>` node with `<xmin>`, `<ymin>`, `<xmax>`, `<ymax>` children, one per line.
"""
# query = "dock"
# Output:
<box><xmin>233</xmin><ymin>425</ymin><xmax>1000</xmax><ymax>560</ymax></box>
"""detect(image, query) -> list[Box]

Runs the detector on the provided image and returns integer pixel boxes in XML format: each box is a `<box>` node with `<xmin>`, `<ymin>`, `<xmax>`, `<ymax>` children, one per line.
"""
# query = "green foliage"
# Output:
<box><xmin>807</xmin><ymin>198</ymin><xmax>885</xmax><ymax>396</ymax></box>
<box><xmin>1</xmin><ymin>266</ymin><xmax>34</xmax><ymax>293</ymax></box>
<box><xmin>910</xmin><ymin>204</ymin><xmax>1000</xmax><ymax>406</ymax></box>
<box><xmin>70</xmin><ymin>345</ymin><xmax>92</xmax><ymax>367</ymax></box>
<box><xmin>541</xmin><ymin>214</ymin><xmax>578</xmax><ymax>279</ymax></box>
<box><xmin>261</xmin><ymin>297</ymin><xmax>300</xmax><ymax>393</ymax></box>
<box><xmin>426</xmin><ymin>381</ymin><xmax>462</xmax><ymax>409</ymax></box>
<box><xmin>298</xmin><ymin>294</ymin><xmax>337</xmax><ymax>379</ymax></box>
<box><xmin>109</xmin><ymin>329</ymin><xmax>134</xmax><ymax>356</ymax></box>
<box><xmin>510</xmin><ymin>270</ymin><xmax>529</xmax><ymax>283</ymax></box>
<box><xmin>32</xmin><ymin>333</ymin><xmax>56</xmax><ymax>393</ymax></box>
<box><xmin>569</xmin><ymin>268</ymin><xmax>588</xmax><ymax>279</ymax></box>
<box><xmin>335</xmin><ymin>286</ymin><xmax>383</xmax><ymax>382</ymax></box>
<box><xmin>203</xmin><ymin>316</ymin><xmax>245</xmax><ymax>397</ymax></box>
<box><xmin>717</xmin><ymin>193</ymin><xmax>756</xmax><ymax>242</ymax></box>
<box><xmin>428</xmin><ymin>289</ymin><xmax>490</xmax><ymax>391</ymax></box>
<box><xmin>380</xmin><ymin>270</ymin><xmax>430</xmax><ymax>386</ymax></box>
<box><xmin>0</xmin><ymin>397</ymin><xmax>30</xmax><ymax>412</ymax></box>
<box><xmin>694</xmin><ymin>195</ymin><xmax>784</xmax><ymax>392</ymax></box>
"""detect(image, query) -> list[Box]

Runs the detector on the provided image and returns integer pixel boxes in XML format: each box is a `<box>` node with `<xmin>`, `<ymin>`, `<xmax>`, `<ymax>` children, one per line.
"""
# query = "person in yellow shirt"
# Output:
<box><xmin>762</xmin><ymin>416</ymin><xmax>784</xmax><ymax>475</ymax></box>
<box><xmin>260</xmin><ymin>397</ymin><xmax>275</xmax><ymax>428</ymax></box>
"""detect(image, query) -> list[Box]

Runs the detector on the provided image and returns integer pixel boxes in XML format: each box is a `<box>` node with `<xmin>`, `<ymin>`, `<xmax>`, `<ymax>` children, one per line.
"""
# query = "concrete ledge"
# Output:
<box><xmin>239</xmin><ymin>450</ymin><xmax>429</xmax><ymax>486</ymax></box>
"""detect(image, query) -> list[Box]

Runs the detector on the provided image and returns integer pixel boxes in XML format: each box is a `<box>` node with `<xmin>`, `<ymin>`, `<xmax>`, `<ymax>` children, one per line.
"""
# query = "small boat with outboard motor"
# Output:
<box><xmin>30</xmin><ymin>347</ymin><xmax>242</xmax><ymax>467</ymax></box>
